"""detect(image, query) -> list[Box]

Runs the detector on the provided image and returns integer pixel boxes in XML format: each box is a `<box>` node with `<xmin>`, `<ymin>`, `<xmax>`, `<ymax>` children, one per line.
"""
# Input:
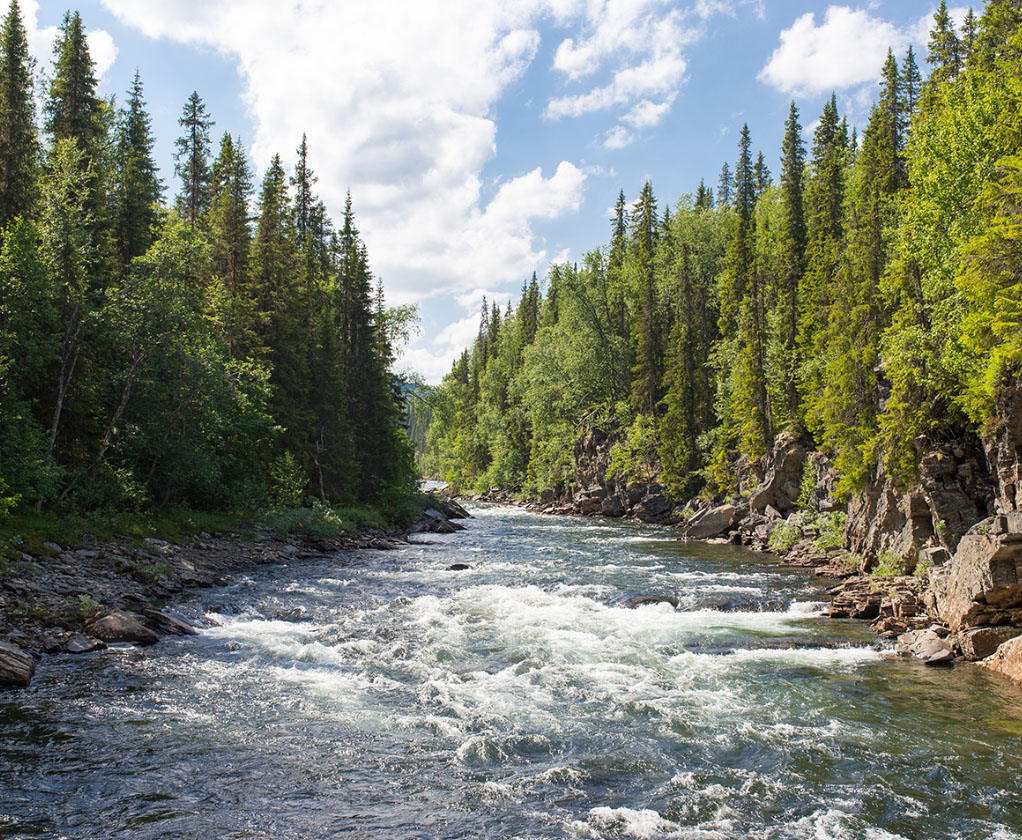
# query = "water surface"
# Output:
<box><xmin>2</xmin><ymin>504</ymin><xmax>1021</xmax><ymax>839</ymax></box>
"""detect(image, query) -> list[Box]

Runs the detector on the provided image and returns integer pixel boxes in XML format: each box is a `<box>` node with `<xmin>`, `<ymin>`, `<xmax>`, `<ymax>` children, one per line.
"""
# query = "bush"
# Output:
<box><xmin>768</xmin><ymin>518</ymin><xmax>804</xmax><ymax>552</ymax></box>
<box><xmin>871</xmin><ymin>550</ymin><xmax>905</xmax><ymax>577</ymax></box>
<box><xmin>814</xmin><ymin>511</ymin><xmax>847</xmax><ymax>550</ymax></box>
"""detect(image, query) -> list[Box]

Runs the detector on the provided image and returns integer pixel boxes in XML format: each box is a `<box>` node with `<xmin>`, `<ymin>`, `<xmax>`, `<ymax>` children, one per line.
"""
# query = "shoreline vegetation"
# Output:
<box><xmin>423</xmin><ymin>3</ymin><xmax>1022</xmax><ymax>689</ymax></box>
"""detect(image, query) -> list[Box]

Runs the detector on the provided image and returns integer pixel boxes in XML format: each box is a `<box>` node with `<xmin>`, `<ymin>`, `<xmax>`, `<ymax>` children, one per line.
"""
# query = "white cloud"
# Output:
<box><xmin>758</xmin><ymin>6</ymin><xmax>911</xmax><ymax>97</ymax></box>
<box><xmin>603</xmin><ymin>126</ymin><xmax>635</xmax><ymax>149</ymax></box>
<box><xmin>23</xmin><ymin>1</ymin><xmax>118</xmax><ymax>82</ymax></box>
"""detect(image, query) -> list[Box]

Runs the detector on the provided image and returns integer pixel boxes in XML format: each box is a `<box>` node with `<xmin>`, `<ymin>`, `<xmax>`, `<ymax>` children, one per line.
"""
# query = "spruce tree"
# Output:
<box><xmin>754</xmin><ymin>151</ymin><xmax>772</xmax><ymax>196</ymax></box>
<box><xmin>902</xmin><ymin>46</ymin><xmax>922</xmax><ymax>116</ymax></box>
<box><xmin>961</xmin><ymin>8</ymin><xmax>978</xmax><ymax>62</ymax></box>
<box><xmin>777</xmin><ymin>101</ymin><xmax>806</xmax><ymax>427</ymax></box>
<box><xmin>113</xmin><ymin>71</ymin><xmax>162</xmax><ymax>269</ymax></box>
<box><xmin>717</xmin><ymin>162</ymin><xmax>732</xmax><ymax>206</ymax></box>
<box><xmin>45</xmin><ymin>12</ymin><xmax>104</xmax><ymax>150</ymax></box>
<box><xmin>0</xmin><ymin>0</ymin><xmax>38</xmax><ymax>225</ymax></box>
<box><xmin>629</xmin><ymin>180</ymin><xmax>661</xmax><ymax>416</ymax></box>
<box><xmin>174</xmin><ymin>92</ymin><xmax>213</xmax><ymax>226</ymax></box>
<box><xmin>208</xmin><ymin>133</ymin><xmax>252</xmax><ymax>294</ymax></box>
<box><xmin>928</xmin><ymin>1</ymin><xmax>962</xmax><ymax>82</ymax></box>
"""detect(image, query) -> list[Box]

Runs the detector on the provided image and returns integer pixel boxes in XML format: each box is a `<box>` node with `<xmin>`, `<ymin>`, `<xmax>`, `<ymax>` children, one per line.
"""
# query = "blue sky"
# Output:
<box><xmin>27</xmin><ymin>1</ymin><xmax>953</xmax><ymax>382</ymax></box>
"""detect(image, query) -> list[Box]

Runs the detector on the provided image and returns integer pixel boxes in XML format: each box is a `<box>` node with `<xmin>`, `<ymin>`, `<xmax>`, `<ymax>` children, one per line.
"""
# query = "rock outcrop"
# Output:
<box><xmin>748</xmin><ymin>434</ymin><xmax>806</xmax><ymax>513</ymax></box>
<box><xmin>980</xmin><ymin>635</ymin><xmax>1022</xmax><ymax>685</ymax></box>
<box><xmin>931</xmin><ymin>515</ymin><xmax>1022</xmax><ymax>633</ymax></box>
<box><xmin>0</xmin><ymin>639</ymin><xmax>35</xmax><ymax>686</ymax></box>
<box><xmin>685</xmin><ymin>505</ymin><xmax>739</xmax><ymax>539</ymax></box>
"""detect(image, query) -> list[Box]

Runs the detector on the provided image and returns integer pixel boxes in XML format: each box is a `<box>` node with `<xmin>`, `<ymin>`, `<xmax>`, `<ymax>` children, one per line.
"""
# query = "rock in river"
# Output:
<box><xmin>86</xmin><ymin>611</ymin><xmax>160</xmax><ymax>646</ymax></box>
<box><xmin>0</xmin><ymin>639</ymin><xmax>36</xmax><ymax>687</ymax></box>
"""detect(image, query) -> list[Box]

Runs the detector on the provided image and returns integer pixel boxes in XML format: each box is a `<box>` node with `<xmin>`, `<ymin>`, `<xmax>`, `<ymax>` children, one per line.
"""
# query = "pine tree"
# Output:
<box><xmin>629</xmin><ymin>180</ymin><xmax>661</xmax><ymax>416</ymax></box>
<box><xmin>694</xmin><ymin>179</ymin><xmax>713</xmax><ymax>210</ymax></box>
<box><xmin>878</xmin><ymin>49</ymin><xmax>907</xmax><ymax>191</ymax></box>
<box><xmin>0</xmin><ymin>0</ymin><xmax>38</xmax><ymax>225</ymax></box>
<box><xmin>928</xmin><ymin>1</ymin><xmax>962</xmax><ymax>82</ymax></box>
<box><xmin>174</xmin><ymin>92</ymin><xmax>213</xmax><ymax>226</ymax></box>
<box><xmin>777</xmin><ymin>101</ymin><xmax>806</xmax><ymax>427</ymax></box>
<box><xmin>208</xmin><ymin>133</ymin><xmax>252</xmax><ymax>294</ymax></box>
<box><xmin>961</xmin><ymin>8</ymin><xmax>978</xmax><ymax>63</ymax></box>
<box><xmin>972</xmin><ymin>0</ymin><xmax>1022</xmax><ymax>68</ymax></box>
<box><xmin>754</xmin><ymin>151</ymin><xmax>772</xmax><ymax>195</ymax></box>
<box><xmin>45</xmin><ymin>12</ymin><xmax>104</xmax><ymax>150</ymax></box>
<box><xmin>113</xmin><ymin>71</ymin><xmax>161</xmax><ymax>269</ymax></box>
<box><xmin>902</xmin><ymin>46</ymin><xmax>922</xmax><ymax>116</ymax></box>
<box><xmin>717</xmin><ymin>162</ymin><xmax>733</xmax><ymax>206</ymax></box>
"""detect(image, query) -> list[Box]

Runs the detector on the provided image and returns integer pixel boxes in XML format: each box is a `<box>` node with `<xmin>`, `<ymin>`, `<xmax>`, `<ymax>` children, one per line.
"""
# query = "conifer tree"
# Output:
<box><xmin>0</xmin><ymin>0</ymin><xmax>38</xmax><ymax>225</ymax></box>
<box><xmin>961</xmin><ymin>8</ymin><xmax>978</xmax><ymax>62</ymax></box>
<box><xmin>754</xmin><ymin>152</ymin><xmax>772</xmax><ymax>195</ymax></box>
<box><xmin>45</xmin><ymin>12</ymin><xmax>104</xmax><ymax>151</ymax></box>
<box><xmin>174</xmin><ymin>92</ymin><xmax>213</xmax><ymax>226</ymax></box>
<box><xmin>928</xmin><ymin>1</ymin><xmax>962</xmax><ymax>82</ymax></box>
<box><xmin>777</xmin><ymin>101</ymin><xmax>806</xmax><ymax>427</ymax></box>
<box><xmin>694</xmin><ymin>179</ymin><xmax>713</xmax><ymax>210</ymax></box>
<box><xmin>902</xmin><ymin>46</ymin><xmax>922</xmax><ymax>116</ymax></box>
<box><xmin>717</xmin><ymin>162</ymin><xmax>732</xmax><ymax>206</ymax></box>
<box><xmin>113</xmin><ymin>71</ymin><xmax>161</xmax><ymax>270</ymax></box>
<box><xmin>208</xmin><ymin>133</ymin><xmax>252</xmax><ymax>294</ymax></box>
<box><xmin>629</xmin><ymin>180</ymin><xmax>661</xmax><ymax>416</ymax></box>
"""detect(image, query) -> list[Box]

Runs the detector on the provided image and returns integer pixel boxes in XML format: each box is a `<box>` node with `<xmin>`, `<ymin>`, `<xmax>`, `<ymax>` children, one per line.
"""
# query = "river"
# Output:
<box><xmin>2</xmin><ymin>504</ymin><xmax>1021</xmax><ymax>839</ymax></box>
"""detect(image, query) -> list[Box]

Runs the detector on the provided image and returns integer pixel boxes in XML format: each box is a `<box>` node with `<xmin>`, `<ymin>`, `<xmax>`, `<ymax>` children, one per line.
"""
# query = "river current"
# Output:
<box><xmin>2</xmin><ymin>504</ymin><xmax>1022</xmax><ymax>839</ymax></box>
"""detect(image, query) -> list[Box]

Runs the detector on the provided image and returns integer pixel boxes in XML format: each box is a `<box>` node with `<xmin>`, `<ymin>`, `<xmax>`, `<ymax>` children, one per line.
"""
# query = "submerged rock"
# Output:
<box><xmin>613</xmin><ymin>594</ymin><xmax>678</xmax><ymax>609</ymax></box>
<box><xmin>447</xmin><ymin>563</ymin><xmax>472</xmax><ymax>571</ymax></box>
<box><xmin>86</xmin><ymin>611</ymin><xmax>159</xmax><ymax>646</ymax></box>
<box><xmin>895</xmin><ymin>629</ymin><xmax>954</xmax><ymax>665</ymax></box>
<box><xmin>0</xmin><ymin>639</ymin><xmax>36</xmax><ymax>687</ymax></box>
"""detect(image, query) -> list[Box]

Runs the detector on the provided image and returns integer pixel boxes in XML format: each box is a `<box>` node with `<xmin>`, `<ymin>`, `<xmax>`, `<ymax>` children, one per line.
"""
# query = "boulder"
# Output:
<box><xmin>933</xmin><ymin>525</ymin><xmax>1022</xmax><ymax>632</ymax></box>
<box><xmin>895</xmin><ymin>629</ymin><xmax>954</xmax><ymax>664</ymax></box>
<box><xmin>686</xmin><ymin>504</ymin><xmax>738</xmax><ymax>539</ymax></box>
<box><xmin>614</xmin><ymin>594</ymin><xmax>678</xmax><ymax>609</ymax></box>
<box><xmin>142</xmin><ymin>609</ymin><xmax>199</xmax><ymax>636</ymax></box>
<box><xmin>979</xmin><ymin>635</ymin><xmax>1022</xmax><ymax>686</ymax></box>
<box><xmin>64</xmin><ymin>634</ymin><xmax>106</xmax><ymax>654</ymax></box>
<box><xmin>600</xmin><ymin>496</ymin><xmax>626</xmax><ymax>518</ymax></box>
<box><xmin>0</xmin><ymin>640</ymin><xmax>36</xmax><ymax>687</ymax></box>
<box><xmin>447</xmin><ymin>563</ymin><xmax>472</xmax><ymax>571</ymax></box>
<box><xmin>85</xmin><ymin>611</ymin><xmax>160</xmax><ymax>646</ymax></box>
<box><xmin>953</xmin><ymin>626</ymin><xmax>1022</xmax><ymax>661</ymax></box>
<box><xmin>635</xmin><ymin>494</ymin><xmax>671</xmax><ymax>521</ymax></box>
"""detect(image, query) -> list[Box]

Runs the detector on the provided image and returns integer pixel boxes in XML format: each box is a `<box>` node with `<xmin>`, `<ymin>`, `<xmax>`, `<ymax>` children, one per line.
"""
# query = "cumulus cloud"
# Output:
<box><xmin>23</xmin><ymin>0</ymin><xmax>118</xmax><ymax>81</ymax></box>
<box><xmin>758</xmin><ymin>7</ymin><xmax>910</xmax><ymax>97</ymax></box>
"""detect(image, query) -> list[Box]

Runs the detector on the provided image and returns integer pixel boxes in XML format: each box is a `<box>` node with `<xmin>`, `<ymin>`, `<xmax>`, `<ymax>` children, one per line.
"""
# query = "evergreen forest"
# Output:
<box><xmin>0</xmin><ymin>3</ymin><xmax>416</xmax><ymax>523</ymax></box>
<box><xmin>424</xmin><ymin>1</ymin><xmax>1022</xmax><ymax>506</ymax></box>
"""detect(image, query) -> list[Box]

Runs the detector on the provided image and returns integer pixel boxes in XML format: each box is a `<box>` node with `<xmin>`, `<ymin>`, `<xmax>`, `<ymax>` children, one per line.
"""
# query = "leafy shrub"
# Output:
<box><xmin>814</xmin><ymin>511</ymin><xmax>848</xmax><ymax>550</ymax></box>
<box><xmin>871</xmin><ymin>550</ymin><xmax>905</xmax><ymax>577</ymax></box>
<box><xmin>768</xmin><ymin>519</ymin><xmax>803</xmax><ymax>552</ymax></box>
<box><xmin>797</xmin><ymin>456</ymin><xmax>819</xmax><ymax>508</ymax></box>
<box><xmin>269</xmin><ymin>452</ymin><xmax>306</xmax><ymax>508</ymax></box>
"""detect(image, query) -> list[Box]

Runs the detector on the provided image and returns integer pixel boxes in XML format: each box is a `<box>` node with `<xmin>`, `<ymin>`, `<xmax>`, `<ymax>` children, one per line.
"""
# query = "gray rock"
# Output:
<box><xmin>979</xmin><ymin>635</ymin><xmax>1022</xmax><ymax>686</ymax></box>
<box><xmin>615</xmin><ymin>594</ymin><xmax>678</xmax><ymax>609</ymax></box>
<box><xmin>686</xmin><ymin>505</ymin><xmax>738</xmax><ymax>539</ymax></box>
<box><xmin>635</xmin><ymin>494</ymin><xmax>671</xmax><ymax>520</ymax></box>
<box><xmin>896</xmin><ymin>629</ymin><xmax>954</xmax><ymax>664</ymax></box>
<box><xmin>601</xmin><ymin>496</ymin><xmax>626</xmax><ymax>518</ymax></box>
<box><xmin>0</xmin><ymin>640</ymin><xmax>36</xmax><ymax>687</ymax></box>
<box><xmin>65</xmin><ymin>634</ymin><xmax>106</xmax><ymax>654</ymax></box>
<box><xmin>86</xmin><ymin>611</ymin><xmax>160</xmax><ymax>646</ymax></box>
<box><xmin>143</xmin><ymin>609</ymin><xmax>199</xmax><ymax>636</ymax></box>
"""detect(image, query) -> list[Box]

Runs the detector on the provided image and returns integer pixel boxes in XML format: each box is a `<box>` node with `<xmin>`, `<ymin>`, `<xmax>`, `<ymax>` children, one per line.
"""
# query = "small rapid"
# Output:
<box><xmin>2</xmin><ymin>504</ymin><xmax>1021</xmax><ymax>839</ymax></box>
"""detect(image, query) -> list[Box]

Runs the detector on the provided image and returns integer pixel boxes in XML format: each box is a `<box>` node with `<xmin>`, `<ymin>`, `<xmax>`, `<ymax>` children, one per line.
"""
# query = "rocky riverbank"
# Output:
<box><xmin>454</xmin><ymin>379</ymin><xmax>1022</xmax><ymax>688</ymax></box>
<box><xmin>0</xmin><ymin>498</ymin><xmax>471</xmax><ymax>688</ymax></box>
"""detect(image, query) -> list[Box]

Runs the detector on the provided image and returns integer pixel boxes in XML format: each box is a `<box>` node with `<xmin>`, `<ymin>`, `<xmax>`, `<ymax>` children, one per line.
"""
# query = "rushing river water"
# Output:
<box><xmin>3</xmin><ymin>504</ymin><xmax>1022</xmax><ymax>839</ymax></box>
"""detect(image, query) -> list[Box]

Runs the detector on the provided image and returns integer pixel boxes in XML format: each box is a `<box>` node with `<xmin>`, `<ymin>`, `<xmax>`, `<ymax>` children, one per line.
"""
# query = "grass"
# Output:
<box><xmin>0</xmin><ymin>487</ymin><xmax>435</xmax><ymax>558</ymax></box>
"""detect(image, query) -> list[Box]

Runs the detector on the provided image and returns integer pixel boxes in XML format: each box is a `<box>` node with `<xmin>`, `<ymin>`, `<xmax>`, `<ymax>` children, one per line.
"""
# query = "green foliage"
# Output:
<box><xmin>797</xmin><ymin>456</ymin><xmax>818</xmax><ymax>508</ymax></box>
<box><xmin>262</xmin><ymin>502</ymin><xmax>385</xmax><ymax>541</ymax></box>
<box><xmin>607</xmin><ymin>415</ymin><xmax>659</xmax><ymax>485</ymax></box>
<box><xmin>768</xmin><ymin>517</ymin><xmax>804</xmax><ymax>552</ymax></box>
<box><xmin>871</xmin><ymin>550</ymin><xmax>906</xmax><ymax>577</ymax></box>
<box><xmin>67</xmin><ymin>593</ymin><xmax>101</xmax><ymax>621</ymax></box>
<box><xmin>814</xmin><ymin>511</ymin><xmax>848</xmax><ymax>550</ymax></box>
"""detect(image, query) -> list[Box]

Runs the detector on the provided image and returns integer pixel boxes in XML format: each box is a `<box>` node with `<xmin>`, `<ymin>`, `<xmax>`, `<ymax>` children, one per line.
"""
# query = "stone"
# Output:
<box><xmin>86</xmin><ymin>611</ymin><xmax>160</xmax><ymax>646</ymax></box>
<box><xmin>65</xmin><ymin>634</ymin><xmax>106</xmax><ymax>654</ymax></box>
<box><xmin>447</xmin><ymin>563</ymin><xmax>472</xmax><ymax>571</ymax></box>
<box><xmin>895</xmin><ymin>629</ymin><xmax>954</xmax><ymax>664</ymax></box>
<box><xmin>615</xmin><ymin>594</ymin><xmax>678</xmax><ymax>609</ymax></box>
<box><xmin>979</xmin><ymin>635</ymin><xmax>1022</xmax><ymax>686</ymax></box>
<box><xmin>953</xmin><ymin>626</ymin><xmax>1022</xmax><ymax>661</ymax></box>
<box><xmin>686</xmin><ymin>504</ymin><xmax>738</xmax><ymax>539</ymax></box>
<box><xmin>933</xmin><ymin>530</ymin><xmax>1022</xmax><ymax>632</ymax></box>
<box><xmin>0</xmin><ymin>640</ymin><xmax>36</xmax><ymax>687</ymax></box>
<box><xmin>142</xmin><ymin>609</ymin><xmax>199</xmax><ymax>636</ymax></box>
<box><xmin>601</xmin><ymin>496</ymin><xmax>625</xmax><ymax>518</ymax></box>
<box><xmin>635</xmin><ymin>494</ymin><xmax>671</xmax><ymax>520</ymax></box>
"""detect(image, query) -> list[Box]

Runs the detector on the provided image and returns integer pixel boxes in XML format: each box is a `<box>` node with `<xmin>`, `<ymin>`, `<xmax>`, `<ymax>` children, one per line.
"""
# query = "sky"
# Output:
<box><xmin>27</xmin><ymin>1</ymin><xmax>959</xmax><ymax>382</ymax></box>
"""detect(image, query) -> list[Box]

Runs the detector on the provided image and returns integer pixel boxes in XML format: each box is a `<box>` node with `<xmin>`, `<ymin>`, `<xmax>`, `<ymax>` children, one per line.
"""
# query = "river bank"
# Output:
<box><xmin>0</xmin><ymin>497</ymin><xmax>470</xmax><ymax>687</ymax></box>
